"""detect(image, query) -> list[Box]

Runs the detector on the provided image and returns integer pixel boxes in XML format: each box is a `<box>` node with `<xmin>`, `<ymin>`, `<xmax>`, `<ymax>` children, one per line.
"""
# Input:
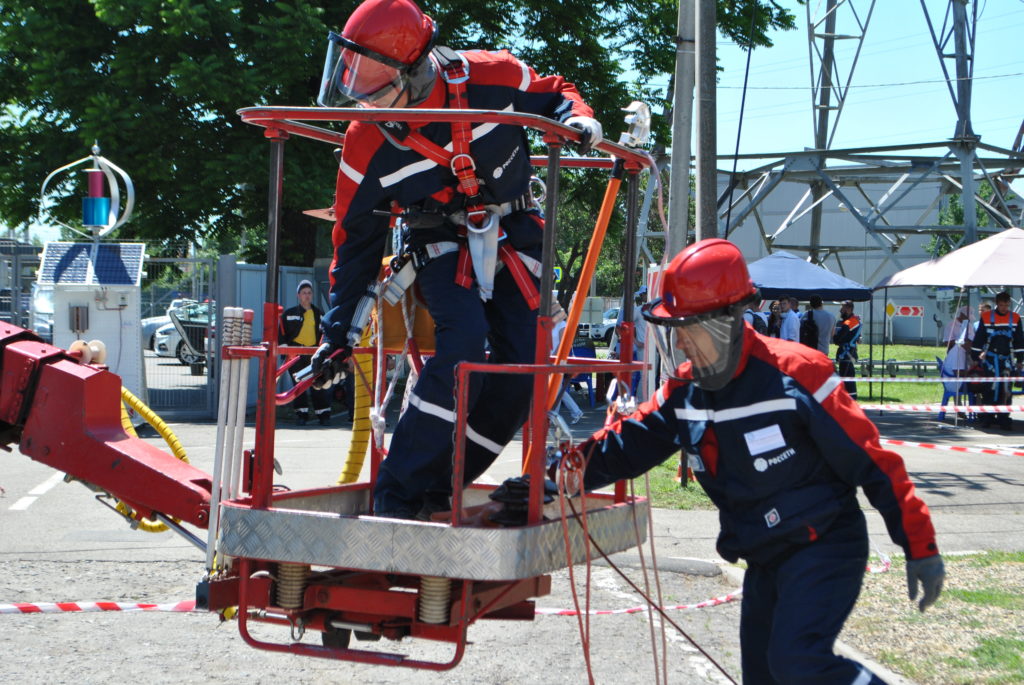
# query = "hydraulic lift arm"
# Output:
<box><xmin>0</xmin><ymin>324</ymin><xmax>213</xmax><ymax>528</ymax></box>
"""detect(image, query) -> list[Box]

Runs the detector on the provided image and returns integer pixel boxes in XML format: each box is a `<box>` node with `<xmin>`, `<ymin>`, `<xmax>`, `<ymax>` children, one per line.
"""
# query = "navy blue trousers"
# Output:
<box><xmin>739</xmin><ymin>508</ymin><xmax>885</xmax><ymax>685</ymax></box>
<box><xmin>373</xmin><ymin>248</ymin><xmax>538</xmax><ymax>516</ymax></box>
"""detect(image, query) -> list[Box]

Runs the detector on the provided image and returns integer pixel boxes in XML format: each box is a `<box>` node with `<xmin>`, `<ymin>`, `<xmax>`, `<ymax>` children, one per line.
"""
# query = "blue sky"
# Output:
<box><xmin>709</xmin><ymin>1</ymin><xmax>1023</xmax><ymax>162</ymax></box>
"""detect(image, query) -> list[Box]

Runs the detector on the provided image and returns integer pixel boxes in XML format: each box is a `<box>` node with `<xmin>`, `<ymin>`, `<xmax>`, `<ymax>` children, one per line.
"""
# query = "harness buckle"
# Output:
<box><xmin>443</xmin><ymin>68</ymin><xmax>470</xmax><ymax>85</ymax></box>
<box><xmin>450</xmin><ymin>152</ymin><xmax>476</xmax><ymax>176</ymax></box>
<box><xmin>466</xmin><ymin>209</ymin><xmax>500</xmax><ymax>234</ymax></box>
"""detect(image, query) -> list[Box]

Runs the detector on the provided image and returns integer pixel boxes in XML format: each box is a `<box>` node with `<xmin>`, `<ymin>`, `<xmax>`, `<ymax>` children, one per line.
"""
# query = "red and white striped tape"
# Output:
<box><xmin>0</xmin><ymin>600</ymin><xmax>196</xmax><ymax>614</ymax></box>
<box><xmin>862</xmin><ymin>404</ymin><xmax>1024</xmax><ymax>413</ymax></box>
<box><xmin>840</xmin><ymin>376</ymin><xmax>1024</xmax><ymax>384</ymax></box>
<box><xmin>882</xmin><ymin>438</ymin><xmax>1024</xmax><ymax>458</ymax></box>
<box><xmin>3</xmin><ymin>559</ymin><xmax>896</xmax><ymax>620</ymax></box>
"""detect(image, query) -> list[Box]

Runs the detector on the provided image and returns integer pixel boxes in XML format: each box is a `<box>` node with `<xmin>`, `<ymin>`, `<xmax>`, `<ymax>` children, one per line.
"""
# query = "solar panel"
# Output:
<box><xmin>37</xmin><ymin>242</ymin><xmax>146</xmax><ymax>286</ymax></box>
<box><xmin>94</xmin><ymin>243</ymin><xmax>145</xmax><ymax>286</ymax></box>
<box><xmin>38</xmin><ymin>243</ymin><xmax>92</xmax><ymax>285</ymax></box>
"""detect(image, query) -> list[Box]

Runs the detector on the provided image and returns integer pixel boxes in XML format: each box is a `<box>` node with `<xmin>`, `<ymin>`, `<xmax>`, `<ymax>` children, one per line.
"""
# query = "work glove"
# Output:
<box><xmin>906</xmin><ymin>554</ymin><xmax>945</xmax><ymax>612</ymax></box>
<box><xmin>309</xmin><ymin>342</ymin><xmax>351</xmax><ymax>390</ymax></box>
<box><xmin>565</xmin><ymin>116</ymin><xmax>603</xmax><ymax>155</ymax></box>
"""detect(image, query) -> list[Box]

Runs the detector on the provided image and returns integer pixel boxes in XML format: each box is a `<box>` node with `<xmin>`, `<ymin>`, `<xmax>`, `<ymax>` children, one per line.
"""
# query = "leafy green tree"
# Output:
<box><xmin>1</xmin><ymin>0</ymin><xmax>795</xmax><ymax>274</ymax></box>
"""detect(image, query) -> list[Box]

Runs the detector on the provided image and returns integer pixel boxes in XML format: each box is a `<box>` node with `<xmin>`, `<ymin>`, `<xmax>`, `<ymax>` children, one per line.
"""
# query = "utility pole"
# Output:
<box><xmin>668</xmin><ymin>1</ymin><xmax>695</xmax><ymax>255</ymax></box>
<box><xmin>695</xmin><ymin>0</ymin><xmax>717</xmax><ymax>241</ymax></box>
<box><xmin>808</xmin><ymin>0</ymin><xmax>838</xmax><ymax>264</ymax></box>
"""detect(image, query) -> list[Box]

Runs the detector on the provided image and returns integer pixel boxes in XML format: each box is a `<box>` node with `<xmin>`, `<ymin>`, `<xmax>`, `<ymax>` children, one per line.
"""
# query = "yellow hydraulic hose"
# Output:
<box><xmin>338</xmin><ymin>326</ymin><xmax>374</xmax><ymax>484</ymax></box>
<box><xmin>115</xmin><ymin>386</ymin><xmax>189</xmax><ymax>532</ymax></box>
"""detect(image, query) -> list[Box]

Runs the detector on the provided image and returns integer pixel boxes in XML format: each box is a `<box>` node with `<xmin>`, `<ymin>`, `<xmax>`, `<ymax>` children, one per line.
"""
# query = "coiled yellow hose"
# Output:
<box><xmin>338</xmin><ymin>326</ymin><xmax>374</xmax><ymax>484</ymax></box>
<box><xmin>115</xmin><ymin>386</ymin><xmax>189</xmax><ymax>532</ymax></box>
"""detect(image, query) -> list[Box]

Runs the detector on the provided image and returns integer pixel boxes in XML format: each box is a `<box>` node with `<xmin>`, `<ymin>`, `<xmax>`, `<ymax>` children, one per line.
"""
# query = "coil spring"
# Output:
<box><xmin>418</xmin><ymin>576</ymin><xmax>452</xmax><ymax>624</ymax></box>
<box><xmin>275</xmin><ymin>563</ymin><xmax>310</xmax><ymax>610</ymax></box>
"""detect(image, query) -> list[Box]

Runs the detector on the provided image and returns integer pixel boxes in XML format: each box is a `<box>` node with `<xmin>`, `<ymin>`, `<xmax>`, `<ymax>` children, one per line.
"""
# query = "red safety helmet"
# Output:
<box><xmin>318</xmin><ymin>0</ymin><xmax>438</xmax><ymax>108</ymax></box>
<box><xmin>648</xmin><ymin>239</ymin><xmax>757</xmax><ymax>321</ymax></box>
<box><xmin>643</xmin><ymin>239</ymin><xmax>758</xmax><ymax>389</ymax></box>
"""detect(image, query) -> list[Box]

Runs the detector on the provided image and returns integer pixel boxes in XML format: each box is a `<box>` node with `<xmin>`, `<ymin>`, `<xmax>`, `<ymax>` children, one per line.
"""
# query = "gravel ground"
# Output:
<box><xmin>841</xmin><ymin>553</ymin><xmax>1024</xmax><ymax>684</ymax></box>
<box><xmin>0</xmin><ymin>556</ymin><xmax>744</xmax><ymax>684</ymax></box>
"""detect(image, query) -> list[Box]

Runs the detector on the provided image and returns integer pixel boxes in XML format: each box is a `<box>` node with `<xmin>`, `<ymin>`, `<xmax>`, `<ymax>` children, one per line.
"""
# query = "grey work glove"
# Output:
<box><xmin>309</xmin><ymin>342</ymin><xmax>351</xmax><ymax>390</ymax></box>
<box><xmin>906</xmin><ymin>554</ymin><xmax>945</xmax><ymax>612</ymax></box>
<box><xmin>565</xmin><ymin>115</ymin><xmax>603</xmax><ymax>155</ymax></box>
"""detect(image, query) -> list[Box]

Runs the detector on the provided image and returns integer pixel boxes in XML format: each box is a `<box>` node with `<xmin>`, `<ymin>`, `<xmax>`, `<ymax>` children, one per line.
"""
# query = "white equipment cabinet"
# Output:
<box><xmin>38</xmin><ymin>241</ymin><xmax>147</xmax><ymax>403</ymax></box>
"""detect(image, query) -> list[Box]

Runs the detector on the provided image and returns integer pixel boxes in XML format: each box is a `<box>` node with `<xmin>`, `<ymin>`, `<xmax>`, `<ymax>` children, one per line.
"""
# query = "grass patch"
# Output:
<box><xmin>972</xmin><ymin>636</ymin><xmax>1024</xmax><ymax>669</ymax></box>
<box><xmin>842</xmin><ymin>550</ymin><xmax>1024</xmax><ymax>685</ymax></box>
<box><xmin>644</xmin><ymin>458</ymin><xmax>715</xmax><ymax>510</ymax></box>
<box><xmin>964</xmin><ymin>550</ymin><xmax>1024</xmax><ymax>566</ymax></box>
<box><xmin>852</xmin><ymin>343</ymin><xmax>950</xmax><ymax>404</ymax></box>
<box><xmin>944</xmin><ymin>587</ymin><xmax>1024</xmax><ymax>610</ymax></box>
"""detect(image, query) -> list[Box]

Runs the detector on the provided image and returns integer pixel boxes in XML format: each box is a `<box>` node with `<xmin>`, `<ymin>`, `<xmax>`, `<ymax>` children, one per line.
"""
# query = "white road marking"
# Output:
<box><xmin>8</xmin><ymin>472</ymin><xmax>65</xmax><ymax>511</ymax></box>
<box><xmin>29</xmin><ymin>472</ymin><xmax>64</xmax><ymax>496</ymax></box>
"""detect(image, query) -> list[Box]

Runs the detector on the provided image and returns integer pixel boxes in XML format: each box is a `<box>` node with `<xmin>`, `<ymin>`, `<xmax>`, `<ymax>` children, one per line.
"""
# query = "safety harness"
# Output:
<box><xmin>378</xmin><ymin>46</ymin><xmax>541</xmax><ymax>309</ymax></box>
<box><xmin>980</xmin><ymin>309</ymin><xmax>1023</xmax><ymax>398</ymax></box>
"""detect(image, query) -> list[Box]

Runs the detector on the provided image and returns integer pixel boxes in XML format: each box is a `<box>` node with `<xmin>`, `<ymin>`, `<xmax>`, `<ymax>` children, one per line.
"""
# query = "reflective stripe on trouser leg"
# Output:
<box><xmin>425</xmin><ymin>249</ymin><xmax>540</xmax><ymax>497</ymax></box>
<box><xmin>373</xmin><ymin>252</ymin><xmax>489</xmax><ymax>515</ymax></box>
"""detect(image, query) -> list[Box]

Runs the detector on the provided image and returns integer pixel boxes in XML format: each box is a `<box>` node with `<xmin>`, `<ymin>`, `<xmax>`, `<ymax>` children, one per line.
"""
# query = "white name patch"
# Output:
<box><xmin>743</xmin><ymin>424</ymin><xmax>786</xmax><ymax>456</ymax></box>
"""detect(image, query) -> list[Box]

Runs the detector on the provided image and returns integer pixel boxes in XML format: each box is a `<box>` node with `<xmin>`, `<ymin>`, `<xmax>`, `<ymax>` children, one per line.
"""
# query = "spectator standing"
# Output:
<box><xmin>833</xmin><ymin>300</ymin><xmax>862</xmax><ymax>399</ymax></box>
<box><xmin>802</xmin><ymin>295</ymin><xmax>836</xmax><ymax>355</ymax></box>
<box><xmin>941</xmin><ymin>305</ymin><xmax>974</xmax><ymax>376</ymax></box>
<box><xmin>777</xmin><ymin>295</ymin><xmax>800</xmax><ymax>342</ymax></box>
<box><xmin>551</xmin><ymin>303</ymin><xmax>584</xmax><ymax>424</ymax></box>
<box><xmin>742</xmin><ymin>303</ymin><xmax>769</xmax><ymax>335</ymax></box>
<box><xmin>974</xmin><ymin>301</ymin><xmax>993</xmax><ymax>332</ymax></box>
<box><xmin>766</xmin><ymin>300</ymin><xmax>782</xmax><ymax>337</ymax></box>
<box><xmin>279</xmin><ymin>280</ymin><xmax>332</xmax><ymax>425</ymax></box>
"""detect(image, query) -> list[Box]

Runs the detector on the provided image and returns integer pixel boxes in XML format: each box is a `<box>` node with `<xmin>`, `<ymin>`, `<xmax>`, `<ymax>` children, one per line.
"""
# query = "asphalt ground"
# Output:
<box><xmin>2</xmin><ymin>392</ymin><xmax>1022</xmax><ymax>683</ymax></box>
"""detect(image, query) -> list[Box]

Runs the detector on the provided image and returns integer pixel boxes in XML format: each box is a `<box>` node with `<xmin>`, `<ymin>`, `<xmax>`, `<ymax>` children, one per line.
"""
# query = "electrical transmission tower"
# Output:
<box><xmin>718</xmin><ymin>0</ymin><xmax>1024</xmax><ymax>286</ymax></box>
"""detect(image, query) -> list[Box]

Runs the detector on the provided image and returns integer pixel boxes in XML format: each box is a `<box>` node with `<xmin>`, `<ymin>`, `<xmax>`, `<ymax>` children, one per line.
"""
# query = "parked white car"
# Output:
<box><xmin>589</xmin><ymin>307</ymin><xmax>619</xmax><ymax>344</ymax></box>
<box><xmin>142</xmin><ymin>298</ymin><xmax>196</xmax><ymax>350</ymax></box>
<box><xmin>153</xmin><ymin>301</ymin><xmax>213</xmax><ymax>365</ymax></box>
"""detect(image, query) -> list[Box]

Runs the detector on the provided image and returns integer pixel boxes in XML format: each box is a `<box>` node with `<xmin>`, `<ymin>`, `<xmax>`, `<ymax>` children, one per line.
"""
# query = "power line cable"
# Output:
<box><xmin>724</xmin><ymin>2</ymin><xmax>760</xmax><ymax>240</ymax></box>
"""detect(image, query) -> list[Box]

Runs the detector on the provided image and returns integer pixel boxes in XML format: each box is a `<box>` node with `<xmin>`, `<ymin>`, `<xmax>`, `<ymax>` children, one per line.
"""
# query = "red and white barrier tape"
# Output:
<box><xmin>0</xmin><ymin>600</ymin><xmax>196</xmax><ymax>614</ymax></box>
<box><xmin>840</xmin><ymin>376</ymin><xmax>1024</xmax><ymax>384</ymax></box>
<box><xmin>881</xmin><ymin>438</ymin><xmax>1024</xmax><ymax>458</ymax></box>
<box><xmin>862</xmin><ymin>404</ymin><xmax>1024</xmax><ymax>413</ymax></box>
<box><xmin>4</xmin><ymin>560</ymin><xmax>895</xmax><ymax>619</ymax></box>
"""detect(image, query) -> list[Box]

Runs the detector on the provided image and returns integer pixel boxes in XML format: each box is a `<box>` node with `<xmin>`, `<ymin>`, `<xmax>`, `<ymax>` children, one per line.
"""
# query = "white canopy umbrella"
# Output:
<box><xmin>874</xmin><ymin>227</ymin><xmax>1024</xmax><ymax>288</ymax></box>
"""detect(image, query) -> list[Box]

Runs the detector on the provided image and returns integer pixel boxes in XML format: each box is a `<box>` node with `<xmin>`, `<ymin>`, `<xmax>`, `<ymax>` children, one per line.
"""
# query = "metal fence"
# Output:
<box><xmin>141</xmin><ymin>257</ymin><xmax>216</xmax><ymax>418</ymax></box>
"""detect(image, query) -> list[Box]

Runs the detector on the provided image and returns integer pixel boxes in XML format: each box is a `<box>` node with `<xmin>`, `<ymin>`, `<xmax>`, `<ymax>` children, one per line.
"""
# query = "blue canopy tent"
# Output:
<box><xmin>747</xmin><ymin>251</ymin><xmax>872</xmax><ymax>301</ymax></box>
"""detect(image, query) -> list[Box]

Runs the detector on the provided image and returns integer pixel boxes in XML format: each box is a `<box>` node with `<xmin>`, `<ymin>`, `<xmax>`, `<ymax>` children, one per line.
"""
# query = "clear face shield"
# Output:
<box><xmin>643</xmin><ymin>300</ymin><xmax>750</xmax><ymax>391</ymax></box>
<box><xmin>318</xmin><ymin>32</ymin><xmax>412</xmax><ymax>108</ymax></box>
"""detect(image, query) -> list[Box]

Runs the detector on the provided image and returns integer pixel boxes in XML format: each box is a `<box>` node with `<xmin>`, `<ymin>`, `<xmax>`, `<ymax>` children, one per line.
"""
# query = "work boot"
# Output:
<box><xmin>318</xmin><ymin>412</ymin><xmax>331</xmax><ymax>426</ymax></box>
<box><xmin>295</xmin><ymin>411</ymin><xmax>309</xmax><ymax>426</ymax></box>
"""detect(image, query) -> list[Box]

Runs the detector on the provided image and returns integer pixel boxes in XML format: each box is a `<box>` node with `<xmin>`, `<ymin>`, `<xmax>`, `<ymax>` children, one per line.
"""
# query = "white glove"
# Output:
<box><xmin>565</xmin><ymin>116</ymin><xmax>603</xmax><ymax>155</ymax></box>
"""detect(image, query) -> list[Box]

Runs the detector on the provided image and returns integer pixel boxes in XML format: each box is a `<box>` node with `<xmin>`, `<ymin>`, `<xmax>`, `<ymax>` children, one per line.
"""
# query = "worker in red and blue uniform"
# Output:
<box><xmin>559</xmin><ymin>239</ymin><xmax>945</xmax><ymax>685</ymax></box>
<box><xmin>832</xmin><ymin>299</ymin><xmax>861</xmax><ymax>399</ymax></box>
<box><xmin>309</xmin><ymin>0</ymin><xmax>602</xmax><ymax>519</ymax></box>
<box><xmin>971</xmin><ymin>290</ymin><xmax>1024</xmax><ymax>430</ymax></box>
